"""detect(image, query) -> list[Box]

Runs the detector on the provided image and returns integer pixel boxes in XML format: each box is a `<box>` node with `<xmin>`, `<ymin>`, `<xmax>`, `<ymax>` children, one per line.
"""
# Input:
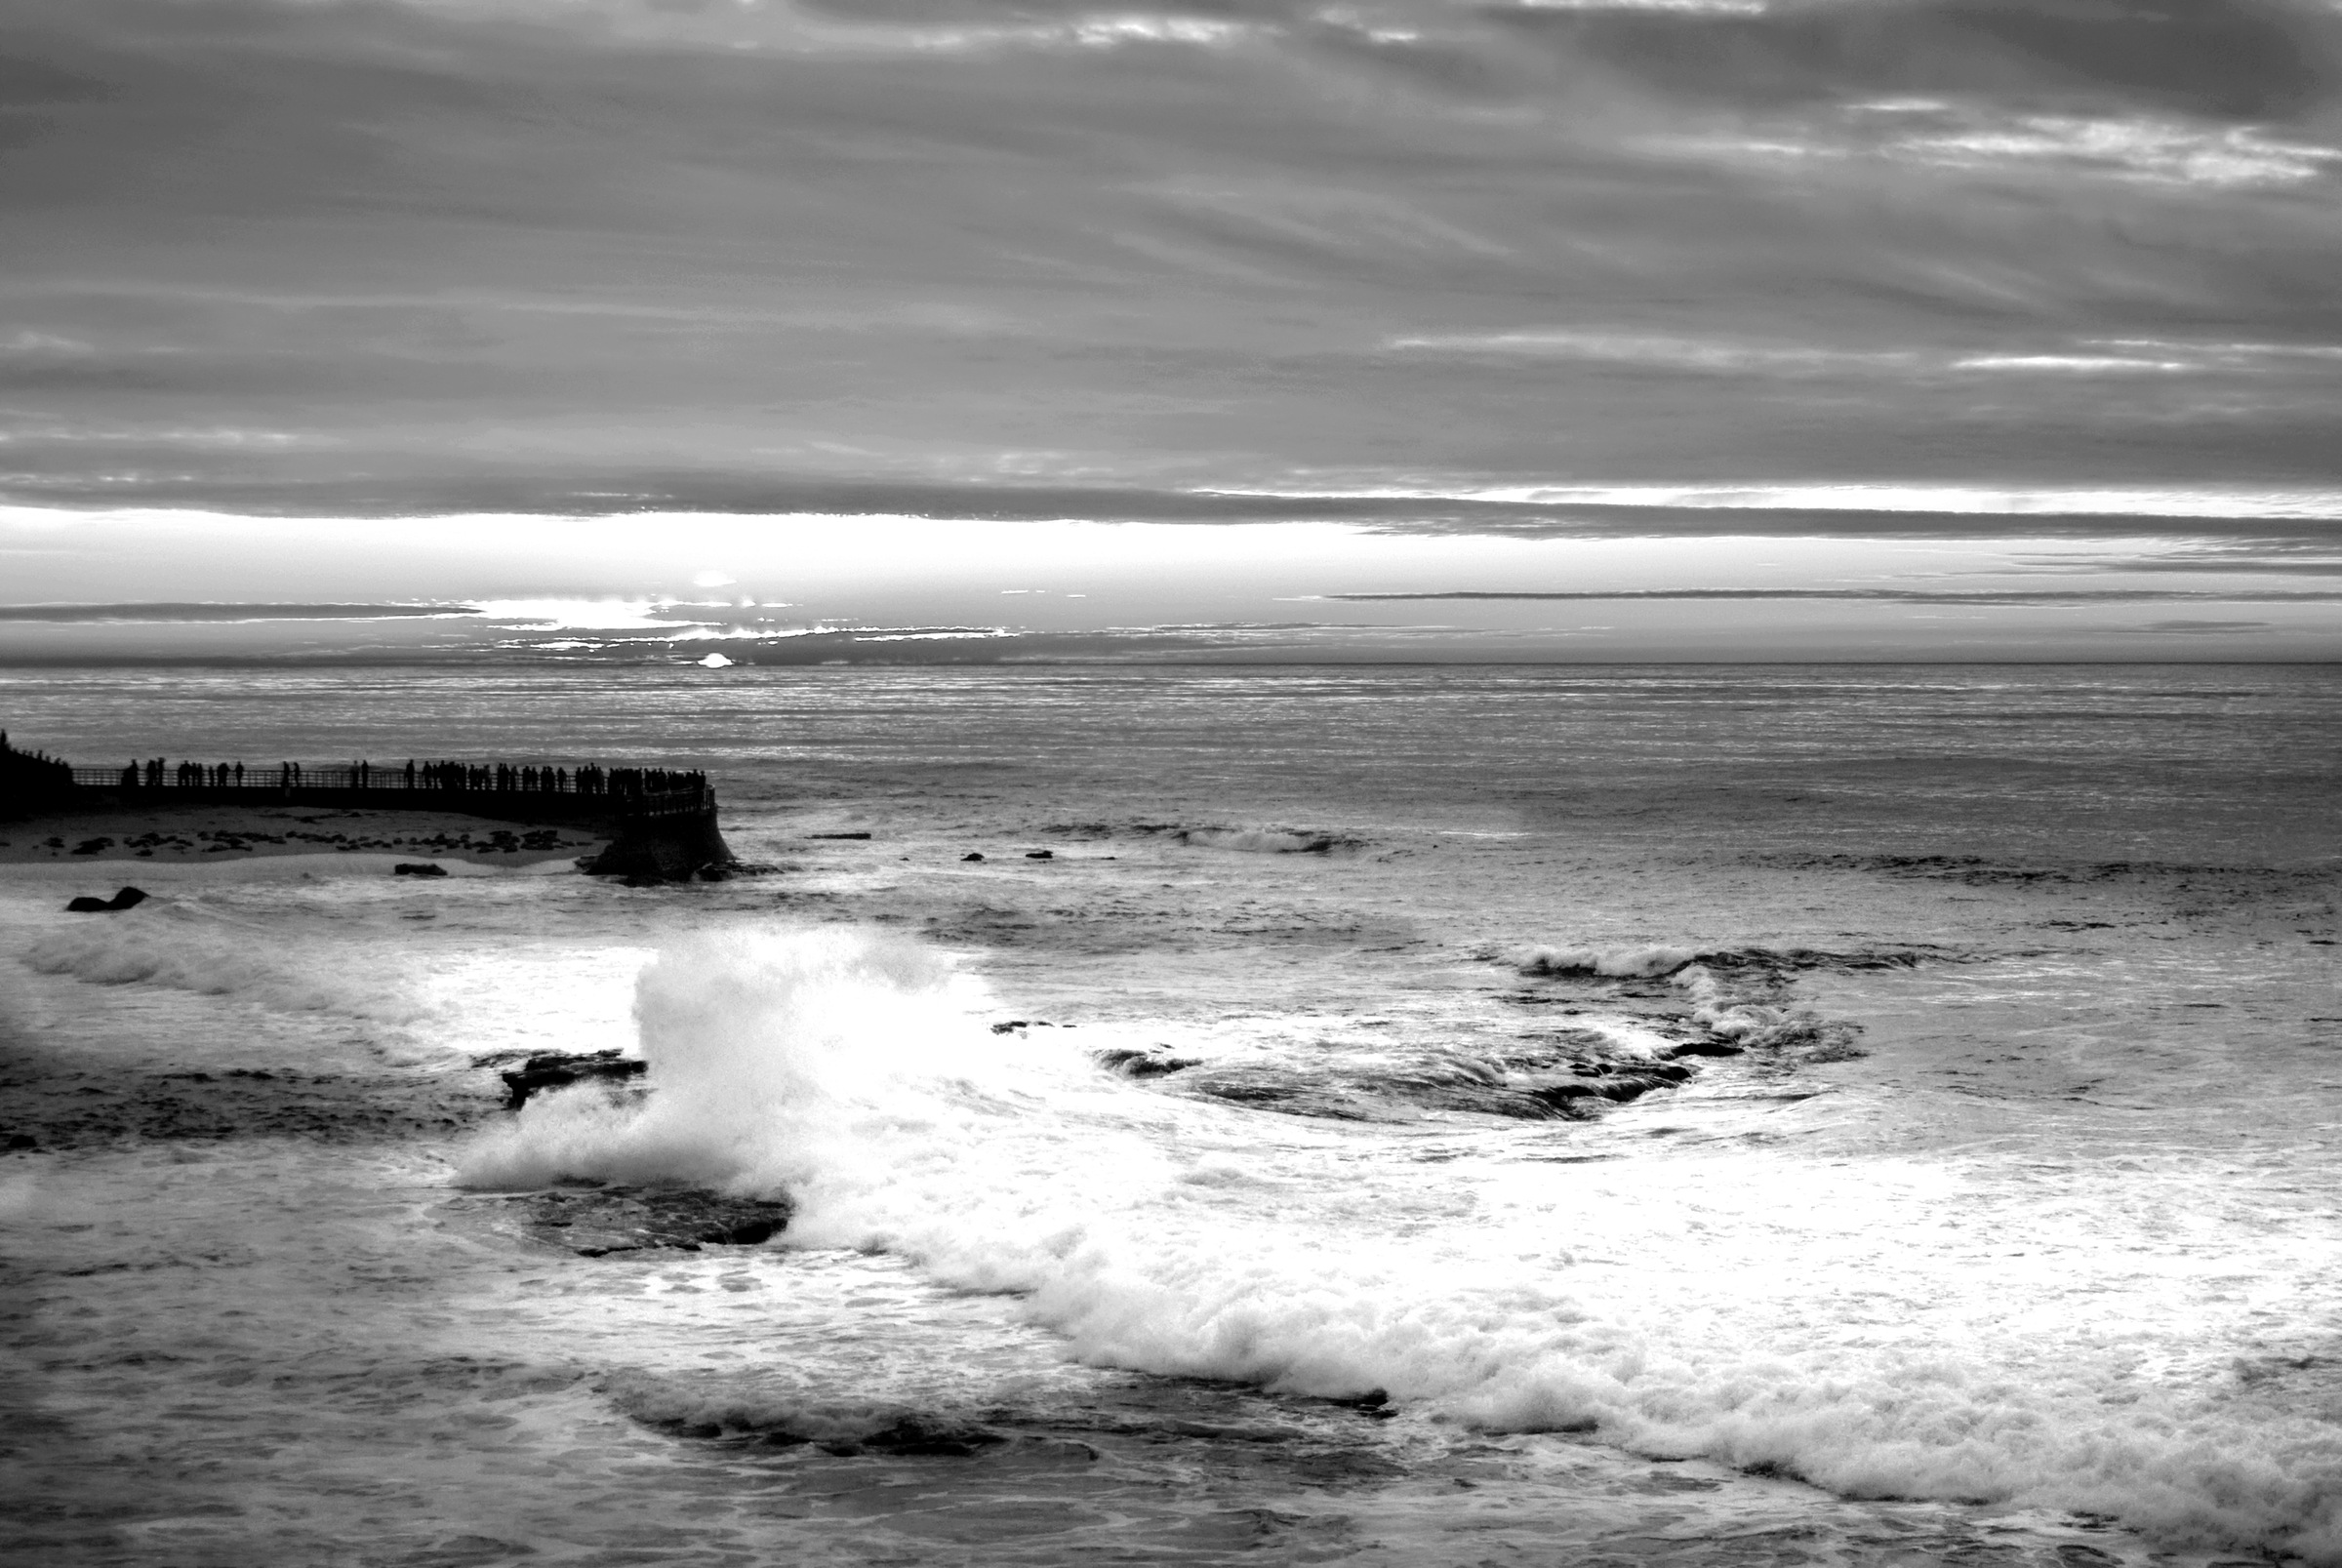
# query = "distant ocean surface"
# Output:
<box><xmin>4</xmin><ymin>663</ymin><xmax>2338</xmax><ymax>1566</ymax></box>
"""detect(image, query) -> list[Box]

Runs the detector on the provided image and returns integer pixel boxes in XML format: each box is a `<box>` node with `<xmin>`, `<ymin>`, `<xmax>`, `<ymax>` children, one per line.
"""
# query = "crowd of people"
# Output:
<box><xmin>108</xmin><ymin>759</ymin><xmax>707</xmax><ymax>796</ymax></box>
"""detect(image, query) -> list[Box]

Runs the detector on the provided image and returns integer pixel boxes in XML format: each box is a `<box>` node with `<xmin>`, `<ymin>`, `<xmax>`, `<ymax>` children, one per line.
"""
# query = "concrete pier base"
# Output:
<box><xmin>584</xmin><ymin>805</ymin><xmax>737</xmax><ymax>882</ymax></box>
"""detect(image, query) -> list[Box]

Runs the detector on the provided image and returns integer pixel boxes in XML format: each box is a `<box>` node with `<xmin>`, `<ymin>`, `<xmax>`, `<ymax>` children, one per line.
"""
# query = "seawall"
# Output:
<box><xmin>585</xmin><ymin>803</ymin><xmax>738</xmax><ymax>882</ymax></box>
<box><xmin>2</xmin><ymin>738</ymin><xmax>738</xmax><ymax>882</ymax></box>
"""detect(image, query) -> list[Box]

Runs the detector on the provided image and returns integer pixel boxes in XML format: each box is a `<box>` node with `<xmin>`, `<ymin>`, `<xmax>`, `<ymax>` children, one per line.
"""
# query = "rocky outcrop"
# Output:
<box><xmin>64</xmin><ymin>887</ymin><xmax>148</xmax><ymax>913</ymax></box>
<box><xmin>511</xmin><ymin>1186</ymin><xmax>791</xmax><ymax>1257</ymax></box>
<box><xmin>586</xmin><ymin>804</ymin><xmax>737</xmax><ymax>883</ymax></box>
<box><xmin>491</xmin><ymin>1049</ymin><xmax>649</xmax><ymax>1109</ymax></box>
<box><xmin>1095</xmin><ymin>1047</ymin><xmax>1202</xmax><ymax>1078</ymax></box>
<box><xmin>2</xmin><ymin>1052</ymin><xmax>500</xmax><ymax>1149</ymax></box>
<box><xmin>0</xmin><ymin>732</ymin><xmax>75</xmax><ymax>820</ymax></box>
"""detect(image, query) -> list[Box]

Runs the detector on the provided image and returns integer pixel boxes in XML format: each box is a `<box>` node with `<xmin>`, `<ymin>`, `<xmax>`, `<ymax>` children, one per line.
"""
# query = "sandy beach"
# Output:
<box><xmin>0</xmin><ymin>804</ymin><xmax>607</xmax><ymax>869</ymax></box>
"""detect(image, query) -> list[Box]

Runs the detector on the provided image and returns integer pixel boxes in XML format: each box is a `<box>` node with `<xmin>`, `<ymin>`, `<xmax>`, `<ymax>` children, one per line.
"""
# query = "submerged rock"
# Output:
<box><xmin>586</xmin><ymin>808</ymin><xmax>737</xmax><ymax>883</ymax></box>
<box><xmin>1095</xmin><ymin>1047</ymin><xmax>1202</xmax><ymax>1078</ymax></box>
<box><xmin>618</xmin><ymin>1386</ymin><xmax>1004</xmax><ymax>1455</ymax></box>
<box><xmin>64</xmin><ymin>886</ymin><xmax>148</xmax><ymax>914</ymax></box>
<box><xmin>514</xmin><ymin>1186</ymin><xmax>792</xmax><ymax>1257</ymax></box>
<box><xmin>813</xmin><ymin>1417</ymin><xmax>1005</xmax><ymax>1457</ymax></box>
<box><xmin>495</xmin><ymin>1049</ymin><xmax>648</xmax><ymax>1109</ymax></box>
<box><xmin>392</xmin><ymin>862</ymin><xmax>449</xmax><ymax>877</ymax></box>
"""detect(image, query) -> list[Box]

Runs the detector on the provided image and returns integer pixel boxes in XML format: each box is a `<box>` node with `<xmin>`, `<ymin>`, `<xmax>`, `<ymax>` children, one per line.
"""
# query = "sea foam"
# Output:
<box><xmin>1518</xmin><ymin>944</ymin><xmax>1699</xmax><ymax>979</ymax></box>
<box><xmin>1180</xmin><ymin>827</ymin><xmax>1338</xmax><ymax>854</ymax></box>
<box><xmin>457</xmin><ymin>928</ymin><xmax>2342</xmax><ymax>1564</ymax></box>
<box><xmin>22</xmin><ymin>909</ymin><xmax>424</xmax><ymax>1025</ymax></box>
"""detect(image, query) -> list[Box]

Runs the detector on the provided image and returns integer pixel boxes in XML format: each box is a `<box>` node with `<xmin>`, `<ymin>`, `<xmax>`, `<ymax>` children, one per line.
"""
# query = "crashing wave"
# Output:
<box><xmin>455</xmin><ymin>929</ymin><xmax>2325</xmax><ymax>1562</ymax></box>
<box><xmin>22</xmin><ymin>914</ymin><xmax>423</xmax><ymax>1024</ymax></box>
<box><xmin>1179</xmin><ymin>827</ymin><xmax>1343</xmax><ymax>854</ymax></box>
<box><xmin>1518</xmin><ymin>944</ymin><xmax>1700</xmax><ymax>979</ymax></box>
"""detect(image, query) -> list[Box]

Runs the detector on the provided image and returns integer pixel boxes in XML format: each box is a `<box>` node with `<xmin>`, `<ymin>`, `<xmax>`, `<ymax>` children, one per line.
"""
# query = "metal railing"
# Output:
<box><xmin>62</xmin><ymin>759</ymin><xmax>710</xmax><ymax>810</ymax></box>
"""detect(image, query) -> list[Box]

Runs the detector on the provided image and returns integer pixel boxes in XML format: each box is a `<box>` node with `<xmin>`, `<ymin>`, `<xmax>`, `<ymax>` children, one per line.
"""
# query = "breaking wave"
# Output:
<box><xmin>1674</xmin><ymin>963</ymin><xmax>1862</xmax><ymax>1055</ymax></box>
<box><xmin>456</xmin><ymin>927</ymin><xmax>2341</xmax><ymax>1563</ymax></box>
<box><xmin>611</xmin><ymin>1375</ymin><xmax>1004</xmax><ymax>1456</ymax></box>
<box><xmin>1519</xmin><ymin>944</ymin><xmax>1699</xmax><ymax>979</ymax></box>
<box><xmin>1511</xmin><ymin>945</ymin><xmax>1868</xmax><ymax>1057</ymax></box>
<box><xmin>21</xmin><ymin>912</ymin><xmax>422</xmax><ymax>1024</ymax></box>
<box><xmin>1179</xmin><ymin>827</ymin><xmax>1344</xmax><ymax>854</ymax></box>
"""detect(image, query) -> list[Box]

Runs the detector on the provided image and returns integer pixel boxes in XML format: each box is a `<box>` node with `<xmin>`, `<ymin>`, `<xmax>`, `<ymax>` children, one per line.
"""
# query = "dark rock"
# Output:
<box><xmin>675</xmin><ymin>1419</ymin><xmax>1008</xmax><ymax>1458</ymax></box>
<box><xmin>9</xmin><ymin>1051</ymin><xmax>500</xmax><ymax>1148</ymax></box>
<box><xmin>809</xmin><ymin>831</ymin><xmax>872</xmax><ymax>840</ymax></box>
<box><xmin>512</xmin><ymin>1185</ymin><xmax>792</xmax><ymax>1257</ymax></box>
<box><xmin>64</xmin><ymin>886</ymin><xmax>147</xmax><ymax>914</ymax></box>
<box><xmin>961</xmin><ymin>852</ymin><xmax>985</xmax><ymax>862</ymax></box>
<box><xmin>827</xmin><ymin>1418</ymin><xmax>1005</xmax><ymax>1457</ymax></box>
<box><xmin>1664</xmin><ymin>1040</ymin><xmax>1743</xmax><ymax>1059</ymax></box>
<box><xmin>1095</xmin><ymin>1048</ymin><xmax>1202</xmax><ymax>1078</ymax></box>
<box><xmin>393</xmin><ymin>862</ymin><xmax>449</xmax><ymax>877</ymax></box>
<box><xmin>70</xmin><ymin>837</ymin><xmax>113</xmax><ymax>856</ymax></box>
<box><xmin>991</xmin><ymin>1020</ymin><xmax>1030</xmax><ymax>1034</ymax></box>
<box><xmin>1594</xmin><ymin>1065</ymin><xmax>1693</xmax><ymax>1101</ymax></box>
<box><xmin>497</xmin><ymin>1050</ymin><xmax>649</xmax><ymax>1109</ymax></box>
<box><xmin>1524</xmin><ymin>1082</ymin><xmax>1601</xmax><ymax>1113</ymax></box>
<box><xmin>586</xmin><ymin>807</ymin><xmax>737</xmax><ymax>883</ymax></box>
<box><xmin>1025</xmin><ymin>849</ymin><xmax>1054</xmax><ymax>859</ymax></box>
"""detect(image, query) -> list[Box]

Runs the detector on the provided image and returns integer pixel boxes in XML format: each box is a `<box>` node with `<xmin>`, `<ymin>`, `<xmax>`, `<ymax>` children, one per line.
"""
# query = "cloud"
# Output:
<box><xmin>7</xmin><ymin>480</ymin><xmax>2342</xmax><ymax>548</ymax></box>
<box><xmin>1949</xmin><ymin>353</ymin><xmax>2187</xmax><ymax>373</ymax></box>
<box><xmin>1322</xmin><ymin>587</ymin><xmax>2342</xmax><ymax>604</ymax></box>
<box><xmin>2047</xmin><ymin>551</ymin><xmax>2342</xmax><ymax>576</ymax></box>
<box><xmin>1384</xmin><ymin>331</ymin><xmax>1919</xmax><ymax>372</ymax></box>
<box><xmin>1383</xmin><ymin>333</ymin><xmax>2336</xmax><ymax>378</ymax></box>
<box><xmin>3</xmin><ymin>0</ymin><xmax>2341</xmax><ymax>534</ymax></box>
<box><xmin>1881</xmin><ymin>113</ymin><xmax>2342</xmax><ymax>187</ymax></box>
<box><xmin>0</xmin><ymin>601</ymin><xmax>474</xmax><ymax>622</ymax></box>
<box><xmin>1487</xmin><ymin>0</ymin><xmax>2342</xmax><ymax>123</ymax></box>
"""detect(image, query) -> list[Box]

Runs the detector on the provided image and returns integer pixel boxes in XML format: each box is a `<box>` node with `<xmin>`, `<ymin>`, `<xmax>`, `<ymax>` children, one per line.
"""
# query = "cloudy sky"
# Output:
<box><xmin>4</xmin><ymin>0</ymin><xmax>2340</xmax><ymax>661</ymax></box>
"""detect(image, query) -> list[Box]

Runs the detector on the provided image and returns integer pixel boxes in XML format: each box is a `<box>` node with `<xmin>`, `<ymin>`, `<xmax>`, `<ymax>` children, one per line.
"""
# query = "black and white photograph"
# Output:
<box><xmin>3</xmin><ymin>0</ymin><xmax>2339</xmax><ymax>1563</ymax></box>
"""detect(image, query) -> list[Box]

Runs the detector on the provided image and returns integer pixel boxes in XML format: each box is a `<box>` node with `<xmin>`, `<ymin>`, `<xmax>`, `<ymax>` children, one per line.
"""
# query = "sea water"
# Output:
<box><xmin>2</xmin><ymin>663</ymin><xmax>2337</xmax><ymax>1566</ymax></box>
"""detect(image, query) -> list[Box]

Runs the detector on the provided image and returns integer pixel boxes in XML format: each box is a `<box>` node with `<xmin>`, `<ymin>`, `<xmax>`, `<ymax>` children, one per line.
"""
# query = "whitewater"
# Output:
<box><xmin>2</xmin><ymin>663</ymin><xmax>2337</xmax><ymax>1567</ymax></box>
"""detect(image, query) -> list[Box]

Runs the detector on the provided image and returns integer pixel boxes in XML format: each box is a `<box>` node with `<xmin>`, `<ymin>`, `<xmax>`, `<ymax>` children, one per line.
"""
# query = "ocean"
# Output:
<box><xmin>3</xmin><ymin>663</ymin><xmax>2337</xmax><ymax>1567</ymax></box>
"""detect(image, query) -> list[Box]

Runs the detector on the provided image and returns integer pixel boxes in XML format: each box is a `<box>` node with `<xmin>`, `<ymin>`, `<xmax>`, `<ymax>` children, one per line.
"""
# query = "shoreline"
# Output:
<box><xmin>0</xmin><ymin>803</ymin><xmax>606</xmax><ymax>871</ymax></box>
